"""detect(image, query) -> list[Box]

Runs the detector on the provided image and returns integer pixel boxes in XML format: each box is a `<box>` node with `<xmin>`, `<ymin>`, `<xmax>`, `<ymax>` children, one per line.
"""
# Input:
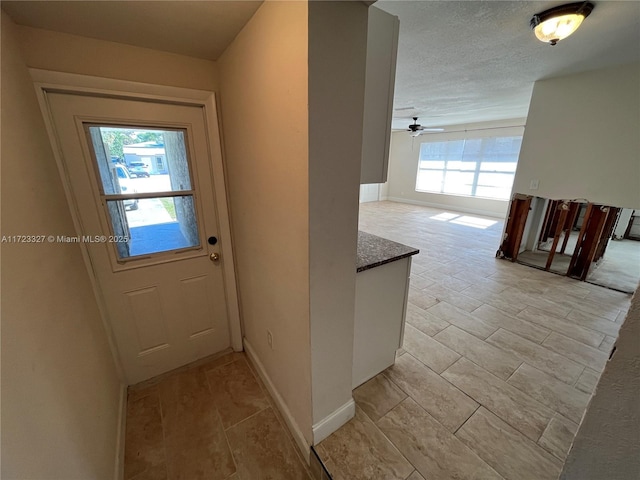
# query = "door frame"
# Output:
<box><xmin>30</xmin><ymin>68</ymin><xmax>243</xmax><ymax>382</ymax></box>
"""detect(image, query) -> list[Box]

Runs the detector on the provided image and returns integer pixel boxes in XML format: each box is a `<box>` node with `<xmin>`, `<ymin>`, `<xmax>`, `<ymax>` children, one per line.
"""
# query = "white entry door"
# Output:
<box><xmin>46</xmin><ymin>91</ymin><xmax>236</xmax><ymax>384</ymax></box>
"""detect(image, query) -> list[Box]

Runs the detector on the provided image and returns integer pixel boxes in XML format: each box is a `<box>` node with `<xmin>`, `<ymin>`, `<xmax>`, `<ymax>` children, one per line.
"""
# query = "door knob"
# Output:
<box><xmin>209</xmin><ymin>252</ymin><xmax>220</xmax><ymax>262</ymax></box>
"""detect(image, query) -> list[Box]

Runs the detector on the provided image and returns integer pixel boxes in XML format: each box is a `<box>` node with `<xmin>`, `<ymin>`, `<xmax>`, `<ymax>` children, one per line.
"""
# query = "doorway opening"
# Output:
<box><xmin>498</xmin><ymin>195</ymin><xmax>640</xmax><ymax>293</ymax></box>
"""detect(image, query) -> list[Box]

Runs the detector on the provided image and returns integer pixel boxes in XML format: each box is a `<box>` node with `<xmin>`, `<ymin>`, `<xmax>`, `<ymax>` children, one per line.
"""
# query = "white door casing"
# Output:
<box><xmin>32</xmin><ymin>70</ymin><xmax>242</xmax><ymax>384</ymax></box>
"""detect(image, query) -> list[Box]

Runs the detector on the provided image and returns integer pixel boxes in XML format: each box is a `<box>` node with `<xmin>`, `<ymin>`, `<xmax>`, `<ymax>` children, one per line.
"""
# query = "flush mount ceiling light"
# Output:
<box><xmin>530</xmin><ymin>2</ymin><xmax>594</xmax><ymax>45</ymax></box>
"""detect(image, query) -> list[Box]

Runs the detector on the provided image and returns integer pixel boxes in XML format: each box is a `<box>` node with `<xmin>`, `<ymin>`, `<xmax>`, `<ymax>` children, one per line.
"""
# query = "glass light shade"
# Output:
<box><xmin>534</xmin><ymin>13</ymin><xmax>585</xmax><ymax>43</ymax></box>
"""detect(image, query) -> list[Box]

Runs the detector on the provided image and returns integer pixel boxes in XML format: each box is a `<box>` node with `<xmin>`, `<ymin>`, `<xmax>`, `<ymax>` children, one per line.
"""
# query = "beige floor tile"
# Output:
<box><xmin>353</xmin><ymin>374</ymin><xmax>407</xmax><ymax>422</ymax></box>
<box><xmin>507</xmin><ymin>363</ymin><xmax>590</xmax><ymax>424</ymax></box>
<box><xmin>517</xmin><ymin>306</ymin><xmax>605</xmax><ymax>348</ymax></box>
<box><xmin>129</xmin><ymin>463</ymin><xmax>168</xmax><ymax>480</ymax></box>
<box><xmin>513</xmin><ymin>278</ymin><xmax>550</xmax><ymax>295</ymax></box>
<box><xmin>316</xmin><ymin>407</ymin><xmax>413</xmax><ymax>480</ymax></box>
<box><xmin>472</xmin><ymin>304</ymin><xmax>550</xmax><ymax>343</ymax></box>
<box><xmin>483</xmin><ymin>294</ymin><xmax>527</xmax><ymax>317</ymax></box>
<box><xmin>158</xmin><ymin>369</ymin><xmax>236</xmax><ymax>480</ymax></box>
<box><xmin>377</xmin><ymin>398</ymin><xmax>501</xmax><ymax>480</ymax></box>
<box><xmin>486</xmin><ymin>329</ymin><xmax>583</xmax><ymax>385</ymax></box>
<box><xmin>435</xmin><ymin>325</ymin><xmax>522</xmax><ymax>380</ymax></box>
<box><xmin>226</xmin><ymin>408</ymin><xmax>311</xmax><ymax>480</ymax></box>
<box><xmin>553</xmin><ymin>282</ymin><xmax>592</xmax><ymax>299</ymax></box>
<box><xmin>486</xmin><ymin>269</ymin><xmax>527</xmax><ymax>285</ymax></box>
<box><xmin>385</xmin><ymin>353</ymin><xmax>478</xmax><ymax>432</ymax></box>
<box><xmin>549</xmin><ymin>293</ymin><xmax>621</xmax><ymax>321</ymax></box>
<box><xmin>453</xmin><ymin>271</ymin><xmax>505</xmax><ymax>290</ymax></box>
<box><xmin>426</xmin><ymin>301</ymin><xmax>497</xmax><ymax>339</ymax></box>
<box><xmin>410</xmin><ymin>274</ymin><xmax>436</xmax><ymax>290</ymax></box>
<box><xmin>405</xmin><ymin>303</ymin><xmax>449</xmax><ymax>336</ymax></box>
<box><xmin>124</xmin><ymin>394</ymin><xmax>166</xmax><ymax>480</ymax></box>
<box><xmin>403</xmin><ymin>324</ymin><xmax>460</xmax><ymax>373</ymax></box>
<box><xmin>502</xmin><ymin>287</ymin><xmax>572</xmax><ymax>318</ymax></box>
<box><xmin>424</xmin><ymin>283</ymin><xmax>484</xmax><ymax>313</ymax></box>
<box><xmin>538</xmin><ymin>415</ymin><xmax>579</xmax><ymax>461</ymax></box>
<box><xmin>598</xmin><ymin>335</ymin><xmax>617</xmax><ymax>353</ymax></box>
<box><xmin>574</xmin><ymin>368</ymin><xmax>600</xmax><ymax>394</ymax></box>
<box><xmin>436</xmin><ymin>275</ymin><xmax>473</xmax><ymax>292</ymax></box>
<box><xmin>542</xmin><ymin>332</ymin><xmax>609</xmax><ymax>371</ymax></box>
<box><xmin>164</xmin><ymin>427</ymin><xmax>235</xmax><ymax>480</ymax></box>
<box><xmin>201</xmin><ymin>351</ymin><xmax>247</xmax><ymax>372</ymax></box>
<box><xmin>566</xmin><ymin>309</ymin><xmax>622</xmax><ymax>337</ymax></box>
<box><xmin>431</xmin><ymin>261</ymin><xmax>468</xmax><ymax>276</ymax></box>
<box><xmin>615</xmin><ymin>309</ymin><xmax>628</xmax><ymax>323</ymax></box>
<box><xmin>442</xmin><ymin>358</ymin><xmax>553</xmax><ymax>441</ymax></box>
<box><xmin>408</xmin><ymin>287</ymin><xmax>439</xmax><ymax>310</ymax></box>
<box><xmin>462</xmin><ymin>275</ymin><xmax>511</xmax><ymax>295</ymax></box>
<box><xmin>409</xmin><ymin>262</ymin><xmax>428</xmax><ymax>275</ymax></box>
<box><xmin>206</xmin><ymin>358</ymin><xmax>270</xmax><ymax>429</ymax></box>
<box><xmin>456</xmin><ymin>407</ymin><xmax>563</xmax><ymax>480</ymax></box>
<box><xmin>407</xmin><ymin>471</ymin><xmax>427</xmax><ymax>480</ymax></box>
<box><xmin>585</xmin><ymin>287</ymin><xmax>632</xmax><ymax>309</ymax></box>
<box><xmin>128</xmin><ymin>384</ymin><xmax>161</xmax><ymax>403</ymax></box>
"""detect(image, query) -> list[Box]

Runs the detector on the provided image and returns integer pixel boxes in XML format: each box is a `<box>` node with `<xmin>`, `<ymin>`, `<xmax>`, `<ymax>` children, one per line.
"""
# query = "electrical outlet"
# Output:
<box><xmin>529</xmin><ymin>179</ymin><xmax>539</xmax><ymax>190</ymax></box>
<box><xmin>267</xmin><ymin>330</ymin><xmax>274</xmax><ymax>350</ymax></box>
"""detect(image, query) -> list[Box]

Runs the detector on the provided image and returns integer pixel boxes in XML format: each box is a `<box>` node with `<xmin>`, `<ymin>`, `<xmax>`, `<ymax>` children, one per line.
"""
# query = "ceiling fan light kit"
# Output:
<box><xmin>530</xmin><ymin>1</ymin><xmax>594</xmax><ymax>46</ymax></box>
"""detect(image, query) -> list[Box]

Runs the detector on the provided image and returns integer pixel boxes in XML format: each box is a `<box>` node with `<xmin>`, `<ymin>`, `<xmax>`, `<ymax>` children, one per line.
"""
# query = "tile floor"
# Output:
<box><xmin>316</xmin><ymin>201</ymin><xmax>633</xmax><ymax>480</ymax></box>
<box><xmin>124</xmin><ymin>200</ymin><xmax>634</xmax><ymax>480</ymax></box>
<box><xmin>124</xmin><ymin>351</ymin><xmax>311</xmax><ymax>480</ymax></box>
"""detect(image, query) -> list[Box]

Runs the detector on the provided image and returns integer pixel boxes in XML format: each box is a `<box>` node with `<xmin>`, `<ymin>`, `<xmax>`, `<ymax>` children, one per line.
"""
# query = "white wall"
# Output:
<box><xmin>1</xmin><ymin>12</ymin><xmax>123</xmax><ymax>479</ymax></box>
<box><xmin>15</xmin><ymin>23</ymin><xmax>218</xmax><ymax>91</ymax></box>
<box><xmin>560</xmin><ymin>290</ymin><xmax>640</xmax><ymax>479</ymax></box>
<box><xmin>513</xmin><ymin>62</ymin><xmax>640</xmax><ymax>209</ymax></box>
<box><xmin>308</xmin><ymin>0</ymin><xmax>368</xmax><ymax>440</ymax></box>
<box><xmin>217</xmin><ymin>1</ymin><xmax>312</xmax><ymax>447</ymax></box>
<box><xmin>386</xmin><ymin>119</ymin><xmax>526</xmax><ymax>218</ymax></box>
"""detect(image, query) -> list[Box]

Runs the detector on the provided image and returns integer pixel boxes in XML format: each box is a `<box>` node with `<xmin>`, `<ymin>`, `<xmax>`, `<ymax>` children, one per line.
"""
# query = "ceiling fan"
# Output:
<box><xmin>407</xmin><ymin>117</ymin><xmax>444</xmax><ymax>136</ymax></box>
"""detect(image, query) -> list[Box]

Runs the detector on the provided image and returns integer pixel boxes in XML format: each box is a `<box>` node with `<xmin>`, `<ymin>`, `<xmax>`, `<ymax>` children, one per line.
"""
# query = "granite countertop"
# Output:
<box><xmin>356</xmin><ymin>231</ymin><xmax>419</xmax><ymax>273</ymax></box>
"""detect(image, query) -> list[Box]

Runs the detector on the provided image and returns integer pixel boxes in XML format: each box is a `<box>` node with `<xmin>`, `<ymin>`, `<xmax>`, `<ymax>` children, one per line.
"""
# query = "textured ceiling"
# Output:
<box><xmin>1</xmin><ymin>1</ymin><xmax>263</xmax><ymax>60</ymax></box>
<box><xmin>377</xmin><ymin>0</ymin><xmax>640</xmax><ymax>129</ymax></box>
<box><xmin>3</xmin><ymin>1</ymin><xmax>639</xmax><ymax>129</ymax></box>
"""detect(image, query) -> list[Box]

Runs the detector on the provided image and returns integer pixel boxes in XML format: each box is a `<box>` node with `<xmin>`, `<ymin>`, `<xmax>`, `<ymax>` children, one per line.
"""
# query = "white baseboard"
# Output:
<box><xmin>243</xmin><ymin>339</ymin><xmax>310</xmax><ymax>463</ymax></box>
<box><xmin>114</xmin><ymin>383</ymin><xmax>127</xmax><ymax>480</ymax></box>
<box><xmin>312</xmin><ymin>398</ymin><xmax>356</xmax><ymax>445</ymax></box>
<box><xmin>386</xmin><ymin>196</ymin><xmax>506</xmax><ymax>219</ymax></box>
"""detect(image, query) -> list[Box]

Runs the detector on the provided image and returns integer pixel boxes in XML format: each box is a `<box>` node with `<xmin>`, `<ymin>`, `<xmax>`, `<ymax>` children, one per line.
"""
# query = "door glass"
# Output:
<box><xmin>87</xmin><ymin>126</ymin><xmax>201</xmax><ymax>259</ymax></box>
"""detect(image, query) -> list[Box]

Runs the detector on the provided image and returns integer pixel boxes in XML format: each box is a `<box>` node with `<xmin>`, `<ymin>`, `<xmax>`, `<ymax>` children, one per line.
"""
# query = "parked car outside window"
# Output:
<box><xmin>128</xmin><ymin>161</ymin><xmax>150</xmax><ymax>178</ymax></box>
<box><xmin>114</xmin><ymin>164</ymin><xmax>139</xmax><ymax>210</ymax></box>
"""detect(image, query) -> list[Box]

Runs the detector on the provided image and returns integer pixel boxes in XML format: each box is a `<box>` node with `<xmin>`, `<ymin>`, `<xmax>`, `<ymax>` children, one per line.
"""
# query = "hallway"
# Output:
<box><xmin>315</xmin><ymin>201</ymin><xmax>632</xmax><ymax>480</ymax></box>
<box><xmin>124</xmin><ymin>201</ymin><xmax>633</xmax><ymax>480</ymax></box>
<box><xmin>124</xmin><ymin>352</ymin><xmax>311</xmax><ymax>480</ymax></box>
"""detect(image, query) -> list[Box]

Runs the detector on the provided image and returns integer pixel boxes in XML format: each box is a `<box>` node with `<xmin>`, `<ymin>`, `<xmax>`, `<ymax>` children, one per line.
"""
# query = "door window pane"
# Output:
<box><xmin>106</xmin><ymin>196</ymin><xmax>199</xmax><ymax>257</ymax></box>
<box><xmin>87</xmin><ymin>125</ymin><xmax>201</xmax><ymax>260</ymax></box>
<box><xmin>91</xmin><ymin>127</ymin><xmax>193</xmax><ymax>193</ymax></box>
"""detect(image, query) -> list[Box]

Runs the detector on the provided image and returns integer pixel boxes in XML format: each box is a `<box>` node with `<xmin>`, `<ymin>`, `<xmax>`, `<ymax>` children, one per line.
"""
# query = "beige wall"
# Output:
<box><xmin>1</xmin><ymin>12</ymin><xmax>123</xmax><ymax>479</ymax></box>
<box><xmin>16</xmin><ymin>24</ymin><xmax>218</xmax><ymax>91</ymax></box>
<box><xmin>217</xmin><ymin>1</ymin><xmax>312</xmax><ymax>444</ymax></box>
<box><xmin>561</xmin><ymin>290</ymin><xmax>640</xmax><ymax>479</ymax></box>
<box><xmin>386</xmin><ymin>120</ymin><xmax>526</xmax><ymax>218</ymax></box>
<box><xmin>308</xmin><ymin>0</ymin><xmax>368</xmax><ymax>429</ymax></box>
<box><xmin>513</xmin><ymin>62</ymin><xmax>640</xmax><ymax>209</ymax></box>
